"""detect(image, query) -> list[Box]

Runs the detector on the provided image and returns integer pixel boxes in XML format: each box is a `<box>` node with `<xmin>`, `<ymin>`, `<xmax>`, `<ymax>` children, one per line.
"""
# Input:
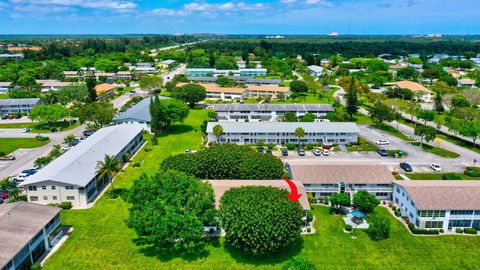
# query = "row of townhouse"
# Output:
<box><xmin>0</xmin><ymin>202</ymin><xmax>62</xmax><ymax>270</ymax></box>
<box><xmin>206</xmin><ymin>122</ymin><xmax>359</xmax><ymax>145</ymax></box>
<box><xmin>0</xmin><ymin>98</ymin><xmax>42</xmax><ymax>114</ymax></box>
<box><xmin>212</xmin><ymin>104</ymin><xmax>334</xmax><ymax>122</ymax></box>
<box><xmin>20</xmin><ymin>124</ymin><xmax>144</xmax><ymax>209</ymax></box>
<box><xmin>176</xmin><ymin>83</ymin><xmax>290</xmax><ymax>101</ymax></box>
<box><xmin>188</xmin><ymin>76</ymin><xmax>282</xmax><ymax>86</ymax></box>
<box><xmin>63</xmin><ymin>71</ymin><xmax>133</xmax><ymax>81</ymax></box>
<box><xmin>186</xmin><ymin>68</ymin><xmax>267</xmax><ymax>77</ymax></box>
<box><xmin>286</xmin><ymin>161</ymin><xmax>480</xmax><ymax>232</ymax></box>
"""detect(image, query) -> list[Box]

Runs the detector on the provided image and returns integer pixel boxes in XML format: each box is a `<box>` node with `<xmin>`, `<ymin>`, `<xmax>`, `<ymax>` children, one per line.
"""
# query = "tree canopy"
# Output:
<box><xmin>219</xmin><ymin>186</ymin><xmax>303</xmax><ymax>257</ymax></box>
<box><xmin>353</xmin><ymin>190</ymin><xmax>379</xmax><ymax>214</ymax></box>
<box><xmin>161</xmin><ymin>144</ymin><xmax>284</xmax><ymax>180</ymax></box>
<box><xmin>139</xmin><ymin>75</ymin><xmax>163</xmax><ymax>95</ymax></box>
<box><xmin>149</xmin><ymin>98</ymin><xmax>189</xmax><ymax>131</ymax></box>
<box><xmin>29</xmin><ymin>104</ymin><xmax>69</xmax><ymax>124</ymax></box>
<box><xmin>128</xmin><ymin>170</ymin><xmax>216</xmax><ymax>253</ymax></box>
<box><xmin>76</xmin><ymin>102</ymin><xmax>116</xmax><ymax>127</ymax></box>
<box><xmin>290</xmin><ymin>80</ymin><xmax>308</xmax><ymax>93</ymax></box>
<box><xmin>172</xmin><ymin>83</ymin><xmax>207</xmax><ymax>108</ymax></box>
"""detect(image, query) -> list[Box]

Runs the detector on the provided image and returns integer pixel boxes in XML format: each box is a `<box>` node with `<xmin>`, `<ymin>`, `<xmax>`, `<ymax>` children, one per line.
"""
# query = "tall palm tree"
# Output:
<box><xmin>96</xmin><ymin>154</ymin><xmax>122</xmax><ymax>196</ymax></box>
<box><xmin>295</xmin><ymin>127</ymin><xmax>305</xmax><ymax>146</ymax></box>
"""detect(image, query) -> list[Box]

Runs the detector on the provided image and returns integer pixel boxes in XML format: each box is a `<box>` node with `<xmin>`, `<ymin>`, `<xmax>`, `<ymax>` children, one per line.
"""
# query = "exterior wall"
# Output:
<box><xmin>0</xmin><ymin>102</ymin><xmax>41</xmax><ymax>114</ymax></box>
<box><xmin>24</xmin><ymin>131</ymin><xmax>144</xmax><ymax>208</ymax></box>
<box><xmin>115</xmin><ymin>119</ymin><xmax>150</xmax><ymax>131</ymax></box>
<box><xmin>247</xmin><ymin>90</ymin><xmax>289</xmax><ymax>99</ymax></box>
<box><xmin>303</xmin><ymin>183</ymin><xmax>392</xmax><ymax>201</ymax></box>
<box><xmin>208</xmin><ymin>130</ymin><xmax>358</xmax><ymax>145</ymax></box>
<box><xmin>2</xmin><ymin>214</ymin><xmax>60</xmax><ymax>270</ymax></box>
<box><xmin>206</xmin><ymin>91</ymin><xmax>247</xmax><ymax>101</ymax></box>
<box><xmin>216</xmin><ymin>110</ymin><xmax>330</xmax><ymax>122</ymax></box>
<box><xmin>393</xmin><ymin>184</ymin><xmax>480</xmax><ymax>231</ymax></box>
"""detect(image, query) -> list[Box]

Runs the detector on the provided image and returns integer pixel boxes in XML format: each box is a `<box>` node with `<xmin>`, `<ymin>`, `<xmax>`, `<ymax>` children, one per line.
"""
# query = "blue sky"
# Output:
<box><xmin>0</xmin><ymin>0</ymin><xmax>478</xmax><ymax>34</ymax></box>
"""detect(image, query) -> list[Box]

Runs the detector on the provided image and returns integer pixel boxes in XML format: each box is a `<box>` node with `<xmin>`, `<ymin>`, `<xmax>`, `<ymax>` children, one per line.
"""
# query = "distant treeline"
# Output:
<box><xmin>5</xmin><ymin>35</ymin><xmax>200</xmax><ymax>60</ymax></box>
<box><xmin>193</xmin><ymin>37</ymin><xmax>480</xmax><ymax>58</ymax></box>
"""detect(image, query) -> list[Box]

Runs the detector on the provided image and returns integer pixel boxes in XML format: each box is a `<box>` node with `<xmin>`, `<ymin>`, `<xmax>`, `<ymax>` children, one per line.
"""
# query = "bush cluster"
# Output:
<box><xmin>48</xmin><ymin>202</ymin><xmax>72</xmax><ymax>210</ymax></box>
<box><xmin>161</xmin><ymin>144</ymin><xmax>284</xmax><ymax>180</ymax></box>
<box><xmin>463</xmin><ymin>228</ymin><xmax>478</xmax><ymax>234</ymax></box>
<box><xmin>344</xmin><ymin>224</ymin><xmax>353</xmax><ymax>232</ymax></box>
<box><xmin>408</xmin><ymin>223</ymin><xmax>439</xmax><ymax>235</ymax></box>
<box><xmin>464</xmin><ymin>167</ymin><xmax>480</xmax><ymax>177</ymax></box>
<box><xmin>441</xmin><ymin>173</ymin><xmax>461</xmax><ymax>180</ymax></box>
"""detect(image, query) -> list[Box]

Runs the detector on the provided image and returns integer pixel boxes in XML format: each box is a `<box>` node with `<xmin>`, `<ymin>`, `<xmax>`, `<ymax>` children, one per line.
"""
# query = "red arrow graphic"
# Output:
<box><xmin>282</xmin><ymin>177</ymin><xmax>302</xmax><ymax>202</ymax></box>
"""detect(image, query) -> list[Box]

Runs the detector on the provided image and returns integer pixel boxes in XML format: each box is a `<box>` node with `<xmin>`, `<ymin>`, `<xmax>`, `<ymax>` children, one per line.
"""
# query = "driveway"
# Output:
<box><xmin>0</xmin><ymin>116</ymin><xmax>37</xmax><ymax>124</ymax></box>
<box><xmin>161</xmin><ymin>64</ymin><xmax>186</xmax><ymax>84</ymax></box>
<box><xmin>0</xmin><ymin>125</ymin><xmax>85</xmax><ymax>179</ymax></box>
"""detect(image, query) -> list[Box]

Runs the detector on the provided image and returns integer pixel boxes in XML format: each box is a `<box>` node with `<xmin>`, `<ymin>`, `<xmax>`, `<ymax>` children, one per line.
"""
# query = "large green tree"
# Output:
<box><xmin>416</xmin><ymin>110</ymin><xmax>437</xmax><ymax>124</ymax></box>
<box><xmin>29</xmin><ymin>104</ymin><xmax>69</xmax><ymax>124</ymax></box>
<box><xmin>139</xmin><ymin>75</ymin><xmax>163</xmax><ymax>95</ymax></box>
<box><xmin>150</xmin><ymin>98</ymin><xmax>189</xmax><ymax>130</ymax></box>
<box><xmin>172</xmin><ymin>83</ymin><xmax>207</xmax><ymax>108</ymax></box>
<box><xmin>369</xmin><ymin>101</ymin><xmax>396</xmax><ymax>124</ymax></box>
<box><xmin>414</xmin><ymin>125</ymin><xmax>437</xmax><ymax>147</ymax></box>
<box><xmin>96</xmin><ymin>154</ymin><xmax>122</xmax><ymax>196</ymax></box>
<box><xmin>128</xmin><ymin>170</ymin><xmax>216</xmax><ymax>252</ymax></box>
<box><xmin>329</xmin><ymin>193</ymin><xmax>350</xmax><ymax>211</ymax></box>
<box><xmin>219</xmin><ymin>186</ymin><xmax>303</xmax><ymax>257</ymax></box>
<box><xmin>290</xmin><ymin>80</ymin><xmax>308</xmax><ymax>94</ymax></box>
<box><xmin>161</xmin><ymin>144</ymin><xmax>284</xmax><ymax>180</ymax></box>
<box><xmin>366</xmin><ymin>213</ymin><xmax>391</xmax><ymax>240</ymax></box>
<box><xmin>76</xmin><ymin>102</ymin><xmax>116</xmax><ymax>127</ymax></box>
<box><xmin>345</xmin><ymin>79</ymin><xmax>359</xmax><ymax>120</ymax></box>
<box><xmin>85</xmin><ymin>76</ymin><xmax>97</xmax><ymax>102</ymax></box>
<box><xmin>57</xmin><ymin>85</ymin><xmax>90</xmax><ymax>105</ymax></box>
<box><xmin>353</xmin><ymin>190</ymin><xmax>379</xmax><ymax>214</ymax></box>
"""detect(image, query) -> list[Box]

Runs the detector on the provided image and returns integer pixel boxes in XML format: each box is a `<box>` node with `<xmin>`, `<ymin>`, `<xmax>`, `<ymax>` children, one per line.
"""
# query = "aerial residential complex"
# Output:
<box><xmin>0</xmin><ymin>98</ymin><xmax>42</xmax><ymax>114</ymax></box>
<box><xmin>212</xmin><ymin>104</ymin><xmax>334</xmax><ymax>122</ymax></box>
<box><xmin>206</xmin><ymin>122</ymin><xmax>359</xmax><ymax>145</ymax></box>
<box><xmin>188</xmin><ymin>76</ymin><xmax>281</xmax><ymax>86</ymax></box>
<box><xmin>20</xmin><ymin>124</ymin><xmax>144</xmax><ymax>208</ymax></box>
<box><xmin>0</xmin><ymin>202</ymin><xmax>61</xmax><ymax>270</ymax></box>
<box><xmin>286</xmin><ymin>162</ymin><xmax>395</xmax><ymax>201</ymax></box>
<box><xmin>186</xmin><ymin>68</ymin><xmax>267</xmax><ymax>77</ymax></box>
<box><xmin>393</xmin><ymin>181</ymin><xmax>480</xmax><ymax>231</ymax></box>
<box><xmin>114</xmin><ymin>96</ymin><xmax>170</xmax><ymax>130</ymax></box>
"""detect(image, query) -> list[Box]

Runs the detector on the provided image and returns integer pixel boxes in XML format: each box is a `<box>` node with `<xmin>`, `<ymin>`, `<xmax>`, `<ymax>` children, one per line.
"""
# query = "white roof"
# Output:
<box><xmin>20</xmin><ymin>124</ymin><xmax>144</xmax><ymax>187</ymax></box>
<box><xmin>308</xmin><ymin>65</ymin><xmax>323</xmax><ymax>73</ymax></box>
<box><xmin>206</xmin><ymin>122</ymin><xmax>359</xmax><ymax>134</ymax></box>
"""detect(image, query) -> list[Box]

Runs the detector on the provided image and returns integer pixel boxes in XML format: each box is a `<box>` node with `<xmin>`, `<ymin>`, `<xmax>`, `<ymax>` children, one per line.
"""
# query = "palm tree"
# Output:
<box><xmin>96</xmin><ymin>154</ymin><xmax>122</xmax><ymax>196</ymax></box>
<box><xmin>295</xmin><ymin>127</ymin><xmax>305</xmax><ymax>146</ymax></box>
<box><xmin>213</xmin><ymin>124</ymin><xmax>224</xmax><ymax>143</ymax></box>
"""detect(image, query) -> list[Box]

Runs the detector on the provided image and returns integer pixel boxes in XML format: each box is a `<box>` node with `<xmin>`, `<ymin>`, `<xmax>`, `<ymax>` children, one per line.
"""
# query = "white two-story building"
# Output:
<box><xmin>393</xmin><ymin>181</ymin><xmax>480</xmax><ymax>231</ymax></box>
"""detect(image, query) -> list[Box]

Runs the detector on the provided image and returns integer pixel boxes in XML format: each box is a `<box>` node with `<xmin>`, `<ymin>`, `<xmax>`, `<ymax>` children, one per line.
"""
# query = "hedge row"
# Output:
<box><xmin>408</xmin><ymin>223</ymin><xmax>440</xmax><ymax>235</ymax></box>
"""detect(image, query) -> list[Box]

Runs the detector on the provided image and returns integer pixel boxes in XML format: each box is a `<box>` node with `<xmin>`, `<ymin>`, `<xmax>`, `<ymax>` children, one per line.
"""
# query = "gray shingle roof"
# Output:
<box><xmin>0</xmin><ymin>202</ymin><xmax>61</xmax><ymax>267</ymax></box>
<box><xmin>20</xmin><ymin>124</ymin><xmax>144</xmax><ymax>187</ymax></box>
<box><xmin>212</xmin><ymin>104</ymin><xmax>333</xmax><ymax>112</ymax></box>
<box><xmin>0</xmin><ymin>98</ymin><xmax>41</xmax><ymax>106</ymax></box>
<box><xmin>206</xmin><ymin>121</ymin><xmax>358</xmax><ymax>133</ymax></box>
<box><xmin>308</xmin><ymin>65</ymin><xmax>323</xmax><ymax>72</ymax></box>
<box><xmin>114</xmin><ymin>96</ymin><xmax>170</xmax><ymax>123</ymax></box>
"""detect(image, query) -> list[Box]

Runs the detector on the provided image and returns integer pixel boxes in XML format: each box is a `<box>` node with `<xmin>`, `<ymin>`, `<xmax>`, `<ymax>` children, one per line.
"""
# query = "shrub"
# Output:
<box><xmin>151</xmin><ymin>136</ymin><xmax>158</xmax><ymax>145</ymax></box>
<box><xmin>463</xmin><ymin>228</ymin><xmax>477</xmax><ymax>234</ymax></box>
<box><xmin>306</xmin><ymin>228</ymin><xmax>311</xmax><ymax>233</ymax></box>
<box><xmin>464</xmin><ymin>167</ymin><xmax>480</xmax><ymax>177</ymax></box>
<box><xmin>220</xmin><ymin>186</ymin><xmax>303</xmax><ymax>257</ymax></box>
<box><xmin>132</xmin><ymin>162</ymin><xmax>141</xmax><ymax>168</ymax></box>
<box><xmin>255</xmin><ymin>141</ymin><xmax>266</xmax><ymax>147</ymax></box>
<box><xmin>455</xmin><ymin>228</ymin><xmax>463</xmax><ymax>233</ymax></box>
<box><xmin>0</xmin><ymin>151</ymin><xmax>5</xmax><ymax>157</ymax></box>
<box><xmin>30</xmin><ymin>263</ymin><xmax>42</xmax><ymax>270</ymax></box>
<box><xmin>366</xmin><ymin>213</ymin><xmax>390</xmax><ymax>240</ymax></box>
<box><xmin>439</xmin><ymin>229</ymin><xmax>444</xmax><ymax>233</ymax></box>
<box><xmin>394</xmin><ymin>209</ymin><xmax>401</xmax><ymax>217</ymax></box>
<box><xmin>408</xmin><ymin>223</ymin><xmax>440</xmax><ymax>235</ymax></box>
<box><xmin>161</xmin><ymin>144</ymin><xmax>284</xmax><ymax>180</ymax></box>
<box><xmin>144</xmin><ymin>147</ymin><xmax>152</xmax><ymax>152</ymax></box>
<box><xmin>286</xmin><ymin>144</ymin><xmax>296</xmax><ymax>150</ymax></box>
<box><xmin>345</xmin><ymin>224</ymin><xmax>353</xmax><ymax>232</ymax></box>
<box><xmin>267</xmin><ymin>143</ymin><xmax>275</xmax><ymax>150</ymax></box>
<box><xmin>306</xmin><ymin>210</ymin><xmax>314</xmax><ymax>222</ymax></box>
<box><xmin>58</xmin><ymin>202</ymin><xmax>72</xmax><ymax>210</ymax></box>
<box><xmin>305</xmin><ymin>144</ymin><xmax>314</xmax><ymax>150</ymax></box>
<box><xmin>307</xmin><ymin>193</ymin><xmax>316</xmax><ymax>204</ymax></box>
<box><xmin>441</xmin><ymin>173</ymin><xmax>461</xmax><ymax>180</ymax></box>
<box><xmin>282</xmin><ymin>257</ymin><xmax>316</xmax><ymax>270</ymax></box>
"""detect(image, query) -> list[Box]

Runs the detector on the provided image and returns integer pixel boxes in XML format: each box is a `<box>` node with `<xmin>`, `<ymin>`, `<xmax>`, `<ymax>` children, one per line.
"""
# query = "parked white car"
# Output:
<box><xmin>376</xmin><ymin>140</ymin><xmax>389</xmax><ymax>145</ymax></box>
<box><xmin>13</xmin><ymin>173</ymin><xmax>29</xmax><ymax>182</ymax></box>
<box><xmin>322</xmin><ymin>149</ymin><xmax>330</xmax><ymax>156</ymax></box>
<box><xmin>21</xmin><ymin>128</ymin><xmax>31</xmax><ymax>133</ymax></box>
<box><xmin>431</xmin><ymin>163</ymin><xmax>442</xmax><ymax>172</ymax></box>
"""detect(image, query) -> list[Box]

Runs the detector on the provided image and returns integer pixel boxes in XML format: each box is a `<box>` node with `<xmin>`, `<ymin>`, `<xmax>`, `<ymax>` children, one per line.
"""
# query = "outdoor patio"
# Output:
<box><xmin>343</xmin><ymin>209</ymin><xmax>369</xmax><ymax>229</ymax></box>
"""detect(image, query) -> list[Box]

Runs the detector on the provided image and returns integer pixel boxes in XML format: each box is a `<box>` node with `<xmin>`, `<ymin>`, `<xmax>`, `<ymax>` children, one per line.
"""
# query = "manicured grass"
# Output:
<box><xmin>437</xmin><ymin>134</ymin><xmax>480</xmax><ymax>155</ymax></box>
<box><xmin>0</xmin><ymin>138</ymin><xmax>50</xmax><ymax>155</ymax></box>
<box><xmin>405</xmin><ymin>173</ymin><xmax>480</xmax><ymax>180</ymax></box>
<box><xmin>410</xmin><ymin>142</ymin><xmax>460</xmax><ymax>158</ymax></box>
<box><xmin>0</xmin><ymin>121</ymin><xmax>79</xmax><ymax>133</ymax></box>
<box><xmin>0</xmin><ymin>94</ymin><xmax>8</xmax><ymax>99</ymax></box>
<box><xmin>372</xmin><ymin>124</ymin><xmax>410</xmax><ymax>141</ymax></box>
<box><xmin>347</xmin><ymin>137</ymin><xmax>377</xmax><ymax>152</ymax></box>
<box><xmin>43</xmin><ymin>110</ymin><xmax>480</xmax><ymax>269</ymax></box>
<box><xmin>353</xmin><ymin>114</ymin><xmax>374</xmax><ymax>125</ymax></box>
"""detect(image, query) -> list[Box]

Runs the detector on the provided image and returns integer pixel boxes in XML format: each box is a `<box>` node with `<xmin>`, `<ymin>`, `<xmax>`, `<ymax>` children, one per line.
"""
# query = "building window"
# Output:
<box><xmin>42</xmin><ymin>186</ymin><xmax>46</xmax><ymax>190</ymax></box>
<box><xmin>66</xmin><ymin>196</ymin><xmax>75</xmax><ymax>200</ymax></box>
<box><xmin>42</xmin><ymin>196</ymin><xmax>48</xmax><ymax>200</ymax></box>
<box><xmin>425</xmin><ymin>221</ymin><xmax>443</xmax><ymax>229</ymax></box>
<box><xmin>30</xmin><ymin>196</ymin><xmax>38</xmax><ymax>201</ymax></box>
<box><xmin>51</xmin><ymin>186</ymin><xmax>56</xmax><ymax>190</ymax></box>
<box><xmin>448</xmin><ymin>220</ymin><xmax>472</xmax><ymax>228</ymax></box>
<box><xmin>65</xmin><ymin>185</ymin><xmax>74</xmax><ymax>190</ymax></box>
<box><xmin>418</xmin><ymin>210</ymin><xmax>446</xmax><ymax>218</ymax></box>
<box><xmin>28</xmin><ymin>186</ymin><xmax>37</xmax><ymax>191</ymax></box>
<box><xmin>451</xmin><ymin>210</ymin><xmax>474</xmax><ymax>216</ymax></box>
<box><xmin>53</xmin><ymin>196</ymin><xmax>57</xmax><ymax>200</ymax></box>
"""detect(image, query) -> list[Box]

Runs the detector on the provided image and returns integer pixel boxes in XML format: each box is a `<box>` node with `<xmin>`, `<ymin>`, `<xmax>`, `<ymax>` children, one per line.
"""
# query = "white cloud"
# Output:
<box><xmin>279</xmin><ymin>0</ymin><xmax>335</xmax><ymax>8</ymax></box>
<box><xmin>8</xmin><ymin>0</ymin><xmax>137</xmax><ymax>11</ymax></box>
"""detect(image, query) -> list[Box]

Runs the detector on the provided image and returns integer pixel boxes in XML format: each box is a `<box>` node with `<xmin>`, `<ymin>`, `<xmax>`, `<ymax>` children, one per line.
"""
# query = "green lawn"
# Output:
<box><xmin>347</xmin><ymin>137</ymin><xmax>377</xmax><ymax>152</ymax></box>
<box><xmin>372</xmin><ymin>123</ymin><xmax>410</xmax><ymax>141</ymax></box>
<box><xmin>437</xmin><ymin>134</ymin><xmax>480</xmax><ymax>155</ymax></box>
<box><xmin>43</xmin><ymin>109</ymin><xmax>480</xmax><ymax>270</ymax></box>
<box><xmin>0</xmin><ymin>138</ymin><xmax>50</xmax><ymax>155</ymax></box>
<box><xmin>0</xmin><ymin>121</ymin><xmax>79</xmax><ymax>133</ymax></box>
<box><xmin>405</xmin><ymin>173</ymin><xmax>480</xmax><ymax>180</ymax></box>
<box><xmin>410</xmin><ymin>142</ymin><xmax>460</xmax><ymax>158</ymax></box>
<box><xmin>353</xmin><ymin>114</ymin><xmax>374</xmax><ymax>125</ymax></box>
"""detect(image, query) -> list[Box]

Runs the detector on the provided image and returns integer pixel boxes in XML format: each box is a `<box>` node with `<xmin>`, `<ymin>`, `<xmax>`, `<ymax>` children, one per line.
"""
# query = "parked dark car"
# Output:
<box><xmin>257</xmin><ymin>148</ymin><xmax>264</xmax><ymax>154</ymax></box>
<box><xmin>376</xmin><ymin>148</ymin><xmax>388</xmax><ymax>157</ymax></box>
<box><xmin>15</xmin><ymin>113</ymin><xmax>22</xmax><ymax>119</ymax></box>
<box><xmin>0</xmin><ymin>198</ymin><xmax>4</xmax><ymax>204</ymax></box>
<box><xmin>22</xmin><ymin>168</ymin><xmax>38</xmax><ymax>176</ymax></box>
<box><xmin>1</xmin><ymin>114</ymin><xmax>7</xmax><ymax>120</ymax></box>
<box><xmin>282</xmin><ymin>150</ymin><xmax>288</xmax><ymax>156</ymax></box>
<box><xmin>297</xmin><ymin>148</ymin><xmax>305</xmax><ymax>156</ymax></box>
<box><xmin>83</xmin><ymin>130</ymin><xmax>95</xmax><ymax>137</ymax></box>
<box><xmin>400</xmin><ymin>162</ymin><xmax>413</xmax><ymax>172</ymax></box>
<box><xmin>69</xmin><ymin>140</ymin><xmax>80</xmax><ymax>147</ymax></box>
